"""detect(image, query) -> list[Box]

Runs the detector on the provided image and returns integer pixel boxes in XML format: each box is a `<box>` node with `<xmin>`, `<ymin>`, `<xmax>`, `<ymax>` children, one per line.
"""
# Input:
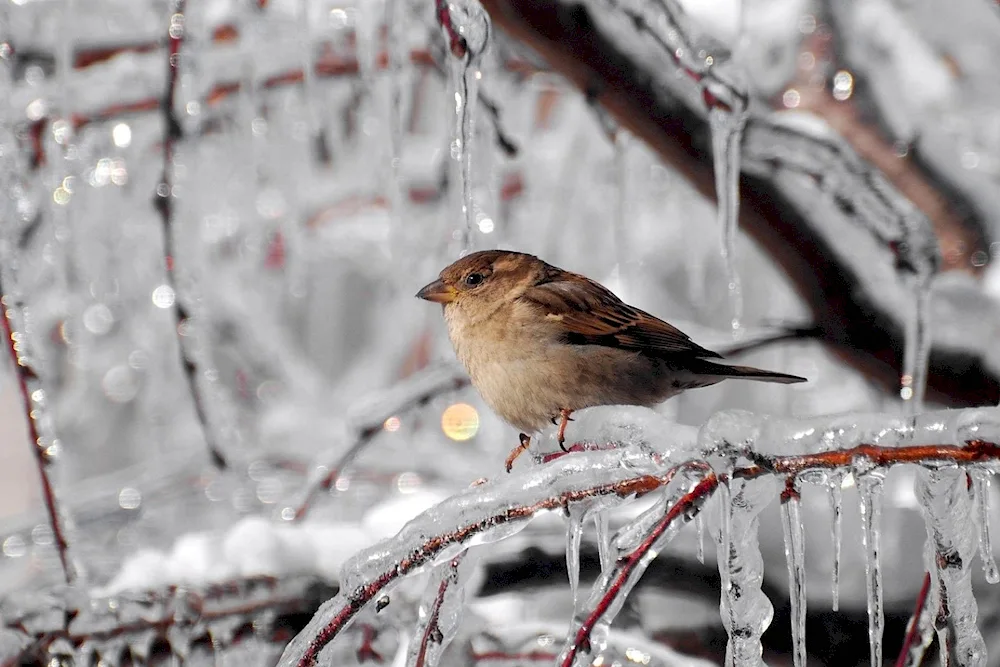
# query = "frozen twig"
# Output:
<box><xmin>0</xmin><ymin>291</ymin><xmax>74</xmax><ymax>585</ymax></box>
<box><xmin>290</xmin><ymin>365</ymin><xmax>468</xmax><ymax>521</ymax></box>
<box><xmin>410</xmin><ymin>555</ymin><xmax>466</xmax><ymax>667</ymax></box>
<box><xmin>558</xmin><ymin>466</ymin><xmax>719</xmax><ymax>667</ymax></box>
<box><xmin>153</xmin><ymin>0</ymin><xmax>228</xmax><ymax>469</ymax></box>
<box><xmin>3</xmin><ymin>575</ymin><xmax>330</xmax><ymax>666</ymax></box>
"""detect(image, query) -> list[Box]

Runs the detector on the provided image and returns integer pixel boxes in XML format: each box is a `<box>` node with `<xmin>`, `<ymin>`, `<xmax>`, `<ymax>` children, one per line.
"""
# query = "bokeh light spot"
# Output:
<box><xmin>441</xmin><ymin>402</ymin><xmax>479</xmax><ymax>441</ymax></box>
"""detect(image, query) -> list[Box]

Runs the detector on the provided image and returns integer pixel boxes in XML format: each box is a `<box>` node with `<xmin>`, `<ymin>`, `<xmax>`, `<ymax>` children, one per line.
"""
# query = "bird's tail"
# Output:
<box><xmin>694</xmin><ymin>360</ymin><xmax>807</xmax><ymax>385</ymax></box>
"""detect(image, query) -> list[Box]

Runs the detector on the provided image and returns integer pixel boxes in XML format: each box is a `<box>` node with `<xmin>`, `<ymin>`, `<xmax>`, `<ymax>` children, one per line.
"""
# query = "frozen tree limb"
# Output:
<box><xmin>0</xmin><ymin>285</ymin><xmax>75</xmax><ymax>585</ymax></box>
<box><xmin>280</xmin><ymin>405</ymin><xmax>1000</xmax><ymax>667</ymax></box>
<box><xmin>477</xmin><ymin>0</ymin><xmax>1000</xmax><ymax>406</ymax></box>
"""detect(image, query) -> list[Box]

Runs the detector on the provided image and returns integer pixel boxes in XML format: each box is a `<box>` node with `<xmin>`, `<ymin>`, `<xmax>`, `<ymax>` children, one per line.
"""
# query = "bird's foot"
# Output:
<box><xmin>557</xmin><ymin>409</ymin><xmax>574</xmax><ymax>452</ymax></box>
<box><xmin>505</xmin><ymin>433</ymin><xmax>532</xmax><ymax>473</ymax></box>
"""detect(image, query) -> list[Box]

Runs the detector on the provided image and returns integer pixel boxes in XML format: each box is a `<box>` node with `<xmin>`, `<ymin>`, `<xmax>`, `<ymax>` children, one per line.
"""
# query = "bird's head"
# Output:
<box><xmin>415</xmin><ymin>250</ymin><xmax>542</xmax><ymax>310</ymax></box>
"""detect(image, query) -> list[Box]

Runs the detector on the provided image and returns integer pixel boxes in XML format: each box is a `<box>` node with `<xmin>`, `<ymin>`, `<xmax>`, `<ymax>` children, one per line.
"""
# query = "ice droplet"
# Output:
<box><xmin>708</xmin><ymin>103</ymin><xmax>748</xmax><ymax>338</ymax></box>
<box><xmin>858</xmin><ymin>472</ymin><xmax>885</xmax><ymax>667</ymax></box>
<box><xmin>828</xmin><ymin>474</ymin><xmax>843</xmax><ymax>612</ymax></box>
<box><xmin>972</xmin><ymin>470</ymin><xmax>1000</xmax><ymax>584</ymax></box>
<box><xmin>780</xmin><ymin>487</ymin><xmax>807</xmax><ymax>667</ymax></box>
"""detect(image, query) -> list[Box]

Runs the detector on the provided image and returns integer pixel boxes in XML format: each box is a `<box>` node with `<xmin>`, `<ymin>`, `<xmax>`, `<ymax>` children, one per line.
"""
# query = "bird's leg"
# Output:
<box><xmin>505</xmin><ymin>433</ymin><xmax>532</xmax><ymax>473</ymax></box>
<box><xmin>557</xmin><ymin>409</ymin><xmax>574</xmax><ymax>451</ymax></box>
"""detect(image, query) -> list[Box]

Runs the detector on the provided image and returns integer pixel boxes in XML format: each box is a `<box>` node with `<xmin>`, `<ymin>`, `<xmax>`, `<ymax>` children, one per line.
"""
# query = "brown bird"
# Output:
<box><xmin>416</xmin><ymin>250</ymin><xmax>806</xmax><ymax>471</ymax></box>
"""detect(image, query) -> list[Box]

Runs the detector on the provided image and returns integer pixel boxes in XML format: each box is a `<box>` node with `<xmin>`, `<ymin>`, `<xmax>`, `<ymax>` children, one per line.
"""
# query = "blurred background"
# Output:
<box><xmin>2</xmin><ymin>0</ymin><xmax>1000</xmax><ymax>664</ymax></box>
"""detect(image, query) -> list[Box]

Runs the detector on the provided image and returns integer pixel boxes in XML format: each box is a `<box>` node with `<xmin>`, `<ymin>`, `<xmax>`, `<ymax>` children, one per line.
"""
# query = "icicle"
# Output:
<box><xmin>695</xmin><ymin>513</ymin><xmax>705</xmax><ymax>565</ymax></box>
<box><xmin>972</xmin><ymin>470</ymin><xmax>1000</xmax><ymax>583</ymax></box>
<box><xmin>858</xmin><ymin>472</ymin><xmax>885</xmax><ymax>667</ymax></box>
<box><xmin>916</xmin><ymin>469</ymin><xmax>987</xmax><ymax>666</ymax></box>
<box><xmin>708</xmin><ymin>103</ymin><xmax>748</xmax><ymax>338</ymax></box>
<box><xmin>594</xmin><ymin>510</ymin><xmax>614</xmax><ymax>575</ymax></box>
<box><xmin>900</xmin><ymin>276</ymin><xmax>932</xmax><ymax>412</ymax></box>
<box><xmin>780</xmin><ymin>482</ymin><xmax>807</xmax><ymax>667</ymax></box>
<box><xmin>828</xmin><ymin>476</ymin><xmax>843</xmax><ymax>611</ymax></box>
<box><xmin>444</xmin><ymin>1</ymin><xmax>491</xmax><ymax>250</ymax></box>
<box><xmin>711</xmin><ymin>476</ymin><xmax>775</xmax><ymax>667</ymax></box>
<box><xmin>566</xmin><ymin>507</ymin><xmax>584</xmax><ymax>607</ymax></box>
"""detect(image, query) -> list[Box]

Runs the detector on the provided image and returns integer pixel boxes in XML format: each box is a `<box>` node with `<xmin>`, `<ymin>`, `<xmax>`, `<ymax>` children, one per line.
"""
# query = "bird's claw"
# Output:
<box><xmin>505</xmin><ymin>433</ymin><xmax>532</xmax><ymax>473</ymax></box>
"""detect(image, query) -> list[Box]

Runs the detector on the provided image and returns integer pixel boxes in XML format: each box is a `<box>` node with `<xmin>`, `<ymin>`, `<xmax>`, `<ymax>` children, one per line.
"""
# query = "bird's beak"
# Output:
<box><xmin>415</xmin><ymin>278</ymin><xmax>458</xmax><ymax>304</ymax></box>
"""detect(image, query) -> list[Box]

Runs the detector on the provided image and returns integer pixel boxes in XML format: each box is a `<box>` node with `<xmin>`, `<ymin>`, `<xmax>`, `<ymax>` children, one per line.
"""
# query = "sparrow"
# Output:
<box><xmin>416</xmin><ymin>250</ymin><xmax>806</xmax><ymax>471</ymax></box>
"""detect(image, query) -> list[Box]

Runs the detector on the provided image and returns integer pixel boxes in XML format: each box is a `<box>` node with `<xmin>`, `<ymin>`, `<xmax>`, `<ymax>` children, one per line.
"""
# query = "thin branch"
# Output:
<box><xmin>412</xmin><ymin>555</ymin><xmax>465</xmax><ymax>667</ymax></box>
<box><xmin>0</xmin><ymin>293</ymin><xmax>74</xmax><ymax>585</ymax></box>
<box><xmin>154</xmin><ymin>0</ymin><xmax>228</xmax><ymax>469</ymax></box>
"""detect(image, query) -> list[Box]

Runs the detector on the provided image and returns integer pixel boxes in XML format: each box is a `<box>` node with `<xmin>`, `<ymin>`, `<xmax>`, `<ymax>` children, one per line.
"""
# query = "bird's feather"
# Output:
<box><xmin>523</xmin><ymin>265</ymin><xmax>723</xmax><ymax>359</ymax></box>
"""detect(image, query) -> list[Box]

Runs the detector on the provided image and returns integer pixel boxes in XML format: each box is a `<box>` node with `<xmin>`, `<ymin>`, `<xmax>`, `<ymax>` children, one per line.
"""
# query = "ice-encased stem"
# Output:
<box><xmin>406</xmin><ymin>551</ymin><xmax>476</xmax><ymax>667</ymax></box>
<box><xmin>708</xmin><ymin>105</ymin><xmax>748</xmax><ymax>338</ymax></box>
<box><xmin>971</xmin><ymin>470</ymin><xmax>999</xmax><ymax>584</ymax></box>
<box><xmin>781</xmin><ymin>489</ymin><xmax>808</xmax><ymax>667</ymax></box>
<box><xmin>712</xmin><ymin>476</ymin><xmax>775</xmax><ymax>667</ymax></box>
<box><xmin>901</xmin><ymin>276</ymin><xmax>932</xmax><ymax>412</ymax></box>
<box><xmin>829</xmin><ymin>477</ymin><xmax>843</xmax><ymax>612</ymax></box>
<box><xmin>557</xmin><ymin>467</ymin><xmax>716</xmax><ymax>667</ymax></box>
<box><xmin>858</xmin><ymin>472</ymin><xmax>885</xmax><ymax>667</ymax></box>
<box><xmin>916</xmin><ymin>469</ymin><xmax>987</xmax><ymax>666</ymax></box>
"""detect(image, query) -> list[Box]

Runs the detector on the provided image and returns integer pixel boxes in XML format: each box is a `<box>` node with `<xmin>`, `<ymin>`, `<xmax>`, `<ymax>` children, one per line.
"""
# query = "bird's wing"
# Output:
<box><xmin>522</xmin><ymin>267</ymin><xmax>723</xmax><ymax>359</ymax></box>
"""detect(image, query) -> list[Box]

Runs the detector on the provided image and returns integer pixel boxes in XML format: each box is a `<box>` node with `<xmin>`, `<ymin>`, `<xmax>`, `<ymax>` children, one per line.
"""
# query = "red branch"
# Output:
<box><xmin>294</xmin><ymin>468</ymin><xmax>679</xmax><ymax>666</ymax></box>
<box><xmin>0</xmin><ymin>295</ymin><xmax>74</xmax><ymax>585</ymax></box>
<box><xmin>895</xmin><ymin>572</ymin><xmax>932</xmax><ymax>667</ymax></box>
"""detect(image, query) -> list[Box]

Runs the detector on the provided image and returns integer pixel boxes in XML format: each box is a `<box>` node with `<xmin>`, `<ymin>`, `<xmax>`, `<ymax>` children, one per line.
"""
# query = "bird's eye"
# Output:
<box><xmin>465</xmin><ymin>272</ymin><xmax>485</xmax><ymax>286</ymax></box>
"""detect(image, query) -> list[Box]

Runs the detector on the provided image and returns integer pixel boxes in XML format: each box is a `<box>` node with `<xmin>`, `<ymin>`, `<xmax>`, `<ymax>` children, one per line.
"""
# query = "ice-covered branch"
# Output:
<box><xmin>277</xmin><ymin>447</ymin><xmax>690</xmax><ymax>666</ymax></box>
<box><xmin>154</xmin><ymin>0</ymin><xmax>229</xmax><ymax>469</ymax></box>
<box><xmin>2</xmin><ymin>574</ymin><xmax>332</xmax><ymax>666</ymax></box>
<box><xmin>280</xmin><ymin>403</ymin><xmax>1000</xmax><ymax>667</ymax></box>
<box><xmin>0</xmin><ymin>287</ymin><xmax>75</xmax><ymax>585</ymax></box>
<box><xmin>478</xmin><ymin>0</ymin><xmax>1000</xmax><ymax>405</ymax></box>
